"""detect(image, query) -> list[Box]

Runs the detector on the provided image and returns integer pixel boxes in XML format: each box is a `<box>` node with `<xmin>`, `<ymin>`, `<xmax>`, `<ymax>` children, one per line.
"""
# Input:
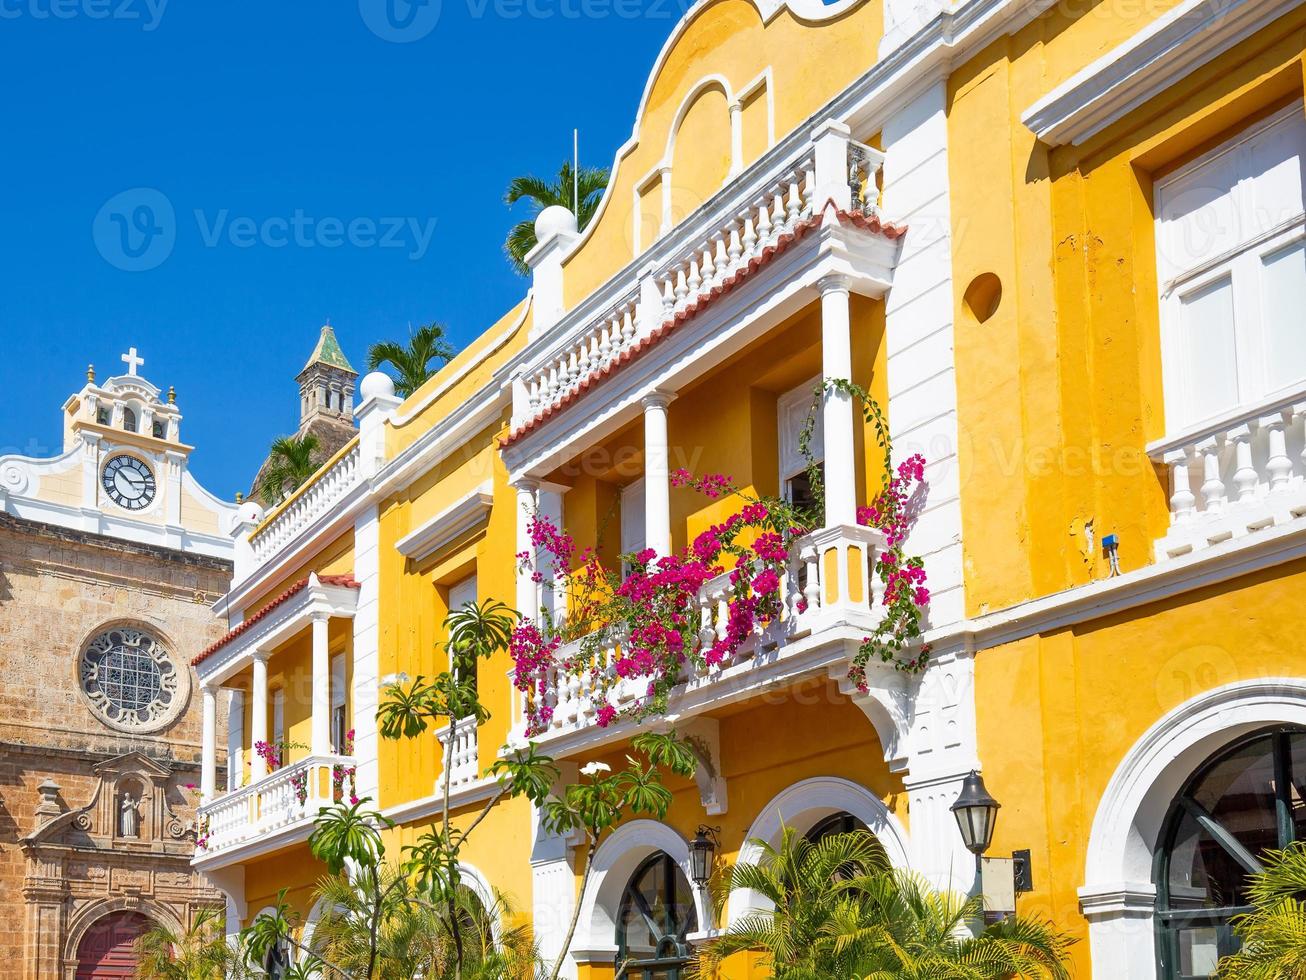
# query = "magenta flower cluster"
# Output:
<box><xmin>508</xmin><ymin>473</ymin><xmax>797</xmax><ymax>734</ymax></box>
<box><xmin>851</xmin><ymin>452</ymin><xmax>933</xmax><ymax>687</ymax></box>
<box><xmin>253</xmin><ymin>740</ymin><xmax>282</xmax><ymax>771</ymax></box>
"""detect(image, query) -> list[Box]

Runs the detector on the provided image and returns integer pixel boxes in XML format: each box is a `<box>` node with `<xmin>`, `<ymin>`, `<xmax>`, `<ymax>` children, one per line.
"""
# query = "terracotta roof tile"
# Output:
<box><xmin>193</xmin><ymin>574</ymin><xmax>359</xmax><ymax>667</ymax></box>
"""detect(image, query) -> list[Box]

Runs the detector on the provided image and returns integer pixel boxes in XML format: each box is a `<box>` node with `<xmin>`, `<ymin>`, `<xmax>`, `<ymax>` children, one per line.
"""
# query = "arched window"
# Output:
<box><xmin>122</xmin><ymin>407</ymin><xmax>138</xmax><ymax>433</ymax></box>
<box><xmin>804</xmin><ymin>810</ymin><xmax>870</xmax><ymax>844</ymax></box>
<box><xmin>1156</xmin><ymin>728</ymin><xmax>1306</xmax><ymax>978</ymax></box>
<box><xmin>616</xmin><ymin>851</ymin><xmax>697</xmax><ymax>979</ymax></box>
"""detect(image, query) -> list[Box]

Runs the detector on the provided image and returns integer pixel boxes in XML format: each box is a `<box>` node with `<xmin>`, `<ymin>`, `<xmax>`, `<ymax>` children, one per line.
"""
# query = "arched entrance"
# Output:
<box><xmin>1079</xmin><ymin>678</ymin><xmax>1306</xmax><ymax>979</ymax></box>
<box><xmin>1155</xmin><ymin>727</ymin><xmax>1306</xmax><ymax>978</ymax></box>
<box><xmin>74</xmin><ymin>911</ymin><xmax>151</xmax><ymax>979</ymax></box>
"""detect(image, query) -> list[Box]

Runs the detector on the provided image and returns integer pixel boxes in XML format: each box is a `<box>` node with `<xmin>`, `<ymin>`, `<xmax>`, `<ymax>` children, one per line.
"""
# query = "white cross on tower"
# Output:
<box><xmin>120</xmin><ymin>347</ymin><xmax>144</xmax><ymax>376</ymax></box>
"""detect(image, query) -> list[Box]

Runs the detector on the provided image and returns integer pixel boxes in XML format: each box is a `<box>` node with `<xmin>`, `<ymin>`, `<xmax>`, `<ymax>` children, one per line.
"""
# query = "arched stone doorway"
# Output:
<box><xmin>73</xmin><ymin>911</ymin><xmax>151</xmax><ymax>979</ymax></box>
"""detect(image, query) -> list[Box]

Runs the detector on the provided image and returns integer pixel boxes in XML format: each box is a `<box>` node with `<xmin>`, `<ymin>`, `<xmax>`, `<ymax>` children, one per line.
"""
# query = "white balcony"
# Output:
<box><xmin>195</xmin><ymin>753</ymin><xmax>355</xmax><ymax>863</ymax></box>
<box><xmin>248</xmin><ymin>440</ymin><xmax>364</xmax><ymax>569</ymax></box>
<box><xmin>1149</xmin><ymin>385</ymin><xmax>1306</xmax><ymax>559</ymax></box>
<box><xmin>509</xmin><ymin>524</ymin><xmax>885</xmax><ymax>752</ymax></box>
<box><xmin>502</xmin><ymin>121</ymin><xmax>900</xmax><ymax>475</ymax></box>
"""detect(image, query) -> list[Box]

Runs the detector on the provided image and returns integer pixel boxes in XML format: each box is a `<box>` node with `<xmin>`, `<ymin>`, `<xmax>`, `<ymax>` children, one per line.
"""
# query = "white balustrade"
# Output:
<box><xmin>511</xmin><ymin>133</ymin><xmax>886</xmax><ymax>435</ymax></box>
<box><xmin>196</xmin><ymin>753</ymin><xmax>355</xmax><ymax>857</ymax></box>
<box><xmin>510</xmin><ymin>524</ymin><xmax>884</xmax><ymax>742</ymax></box>
<box><xmin>1150</xmin><ymin>392</ymin><xmax>1306</xmax><ymax>559</ymax></box>
<box><xmin>436</xmin><ymin>715</ymin><xmax>480</xmax><ymax>788</ymax></box>
<box><xmin>249</xmin><ymin>443</ymin><xmax>363</xmax><ymax>567</ymax></box>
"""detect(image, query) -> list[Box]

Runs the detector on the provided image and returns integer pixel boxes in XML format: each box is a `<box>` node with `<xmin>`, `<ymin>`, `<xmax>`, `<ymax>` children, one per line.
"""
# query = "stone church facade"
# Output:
<box><xmin>0</xmin><ymin>350</ymin><xmax>239</xmax><ymax>978</ymax></box>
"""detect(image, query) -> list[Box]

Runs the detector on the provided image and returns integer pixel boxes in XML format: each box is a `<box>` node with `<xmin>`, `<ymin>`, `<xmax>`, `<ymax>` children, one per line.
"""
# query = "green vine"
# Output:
<box><xmin>800</xmin><ymin>378</ymin><xmax>932</xmax><ymax>681</ymax></box>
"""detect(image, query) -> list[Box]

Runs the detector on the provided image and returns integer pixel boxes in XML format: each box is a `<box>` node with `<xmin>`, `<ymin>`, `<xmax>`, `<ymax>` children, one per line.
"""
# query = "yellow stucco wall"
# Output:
<box><xmin>561</xmin><ymin>0</ymin><xmax>884</xmax><ymax>304</ymax></box>
<box><xmin>976</xmin><ymin>556</ymin><xmax>1306</xmax><ymax>976</ymax></box>
<box><xmin>949</xmin><ymin>12</ymin><xmax>1306</xmax><ymax>615</ymax></box>
<box><xmin>219</xmin><ymin>2</ymin><xmax>1306</xmax><ymax>975</ymax></box>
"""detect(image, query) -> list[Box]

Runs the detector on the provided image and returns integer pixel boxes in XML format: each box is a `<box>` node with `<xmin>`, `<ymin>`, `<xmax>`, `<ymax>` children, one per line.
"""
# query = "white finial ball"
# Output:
<box><xmin>360</xmin><ymin>371</ymin><xmax>396</xmax><ymax>401</ymax></box>
<box><xmin>534</xmin><ymin>205</ymin><xmax>578</xmax><ymax>240</ymax></box>
<box><xmin>237</xmin><ymin>500</ymin><xmax>265</xmax><ymax>525</ymax></box>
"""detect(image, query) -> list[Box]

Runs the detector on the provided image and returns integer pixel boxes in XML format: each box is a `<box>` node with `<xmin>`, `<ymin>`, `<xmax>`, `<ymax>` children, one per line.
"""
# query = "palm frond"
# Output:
<box><xmin>502</xmin><ymin>161</ymin><xmax>610</xmax><ymax>276</ymax></box>
<box><xmin>693</xmin><ymin>829</ymin><xmax>1075</xmax><ymax>980</ymax></box>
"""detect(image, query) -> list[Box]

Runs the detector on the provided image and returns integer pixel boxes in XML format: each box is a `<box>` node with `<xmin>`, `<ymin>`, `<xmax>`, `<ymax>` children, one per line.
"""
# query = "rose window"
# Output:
<box><xmin>80</xmin><ymin>628</ymin><xmax>182</xmax><ymax>732</ymax></box>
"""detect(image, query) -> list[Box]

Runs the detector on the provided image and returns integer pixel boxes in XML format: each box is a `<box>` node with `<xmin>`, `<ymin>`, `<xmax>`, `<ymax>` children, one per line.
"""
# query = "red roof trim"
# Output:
<box><xmin>500</xmin><ymin>207</ymin><xmax>905</xmax><ymax>448</ymax></box>
<box><xmin>193</xmin><ymin>574</ymin><xmax>359</xmax><ymax>667</ymax></box>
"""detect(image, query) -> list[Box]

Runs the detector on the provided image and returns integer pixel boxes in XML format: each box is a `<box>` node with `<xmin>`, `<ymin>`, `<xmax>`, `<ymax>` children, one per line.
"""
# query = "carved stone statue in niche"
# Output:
<box><xmin>117</xmin><ymin>792</ymin><xmax>140</xmax><ymax>838</ymax></box>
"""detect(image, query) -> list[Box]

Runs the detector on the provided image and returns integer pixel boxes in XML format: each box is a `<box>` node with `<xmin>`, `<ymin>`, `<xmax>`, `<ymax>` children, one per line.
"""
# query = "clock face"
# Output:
<box><xmin>102</xmin><ymin>454</ymin><xmax>157</xmax><ymax>511</ymax></box>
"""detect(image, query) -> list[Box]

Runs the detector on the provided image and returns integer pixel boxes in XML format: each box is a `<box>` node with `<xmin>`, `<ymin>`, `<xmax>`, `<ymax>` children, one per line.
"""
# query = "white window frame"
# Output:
<box><xmin>272</xmin><ymin>688</ymin><xmax>285</xmax><ymax>747</ymax></box>
<box><xmin>620</xmin><ymin>478</ymin><xmax>646</xmax><ymax>554</ymax></box>
<box><xmin>778</xmin><ymin>377</ymin><xmax>824</xmax><ymax>502</ymax></box>
<box><xmin>330</xmin><ymin>653</ymin><xmax>347</xmax><ymax>756</ymax></box>
<box><xmin>447</xmin><ymin>573</ymin><xmax>478</xmax><ymax>614</ymax></box>
<box><xmin>447</xmin><ymin>573</ymin><xmax>479</xmax><ymax>687</ymax></box>
<box><xmin>1155</xmin><ymin>102</ymin><xmax>1306</xmax><ymax>434</ymax></box>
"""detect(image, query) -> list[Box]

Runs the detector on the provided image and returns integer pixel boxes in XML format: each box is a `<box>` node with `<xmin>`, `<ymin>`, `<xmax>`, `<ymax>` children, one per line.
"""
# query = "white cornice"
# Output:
<box><xmin>394</xmin><ymin>484</ymin><xmax>494</xmax><ymax>563</ymax></box>
<box><xmin>198</xmin><ymin>575</ymin><xmax>359</xmax><ymax>685</ymax></box>
<box><xmin>502</xmin><ymin>220</ymin><xmax>898</xmax><ymax>480</ymax></box>
<box><xmin>381</xmin><ymin>776</ymin><xmax>502</xmax><ymax>827</ymax></box>
<box><xmin>1021</xmin><ymin>0</ymin><xmax>1304</xmax><ymax>147</ymax></box>
<box><xmin>928</xmin><ymin>514</ymin><xmax>1306</xmax><ymax>656</ymax></box>
<box><xmin>217</xmin><ymin>382</ymin><xmax>509</xmax><ymax>616</ymax></box>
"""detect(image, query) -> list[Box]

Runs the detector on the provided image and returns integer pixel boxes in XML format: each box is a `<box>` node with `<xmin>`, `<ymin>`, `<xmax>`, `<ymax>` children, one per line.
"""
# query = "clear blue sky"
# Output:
<box><xmin>0</xmin><ymin>0</ymin><xmax>679</xmax><ymax>498</ymax></box>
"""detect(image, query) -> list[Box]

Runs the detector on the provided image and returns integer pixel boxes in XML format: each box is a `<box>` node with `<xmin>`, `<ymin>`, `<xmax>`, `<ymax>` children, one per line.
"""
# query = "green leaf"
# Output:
<box><xmin>307</xmin><ymin>799</ymin><xmax>392</xmax><ymax>875</ymax></box>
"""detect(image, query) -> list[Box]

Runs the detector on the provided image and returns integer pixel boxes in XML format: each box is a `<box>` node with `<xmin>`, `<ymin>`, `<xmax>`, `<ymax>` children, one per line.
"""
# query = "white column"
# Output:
<box><xmin>250</xmin><ymin>652</ymin><xmax>270</xmax><ymax>781</ymax></box>
<box><xmin>880</xmin><ymin>79</ymin><xmax>967</xmax><ymax>627</ymax></box>
<box><xmin>311</xmin><ymin>613</ymin><xmax>331</xmax><ymax>756</ymax></box>
<box><xmin>226</xmin><ymin>689</ymin><xmax>245</xmax><ymax>790</ymax></box>
<box><xmin>642</xmin><ymin>392</ymin><xmax>674</xmax><ymax>557</ymax></box>
<box><xmin>351</xmin><ymin>503</ymin><xmax>383</xmax><ymax>803</ymax></box>
<box><xmin>1079</xmin><ymin>884</ymin><xmax>1160</xmax><ymax>980</ymax></box>
<box><xmin>514</xmin><ymin>479</ymin><xmax>540</xmax><ymax>619</ymax></box>
<box><xmin>200</xmin><ymin>684</ymin><xmax>218</xmax><ymax>799</ymax></box>
<box><xmin>531</xmin><ymin>759</ymin><xmax>580</xmax><ymax>978</ymax></box>
<box><xmin>819</xmin><ymin>275</ymin><xmax>857</xmax><ymax>527</ymax></box>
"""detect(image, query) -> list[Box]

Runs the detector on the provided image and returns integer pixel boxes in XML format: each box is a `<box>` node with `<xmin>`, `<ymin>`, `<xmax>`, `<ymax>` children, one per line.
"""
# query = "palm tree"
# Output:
<box><xmin>503</xmin><ymin>162</ymin><xmax>609</xmax><ymax>275</ymax></box>
<box><xmin>694</xmin><ymin>827</ymin><xmax>1074</xmax><ymax>980</ymax></box>
<box><xmin>259</xmin><ymin>434</ymin><xmax>321</xmax><ymax>506</ymax></box>
<box><xmin>307</xmin><ymin>868</ymin><xmax>540</xmax><ymax>979</ymax></box>
<box><xmin>1216</xmin><ymin>842</ymin><xmax>1306</xmax><ymax>978</ymax></box>
<box><xmin>135</xmin><ymin>905</ymin><xmax>249</xmax><ymax>979</ymax></box>
<box><xmin>366</xmin><ymin>322</ymin><xmax>457</xmax><ymax>399</ymax></box>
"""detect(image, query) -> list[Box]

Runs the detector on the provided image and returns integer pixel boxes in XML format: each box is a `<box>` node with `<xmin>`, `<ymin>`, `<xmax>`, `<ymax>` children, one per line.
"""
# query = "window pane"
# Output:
<box><xmin>1179</xmin><ymin>276</ymin><xmax>1240</xmax><ymax>424</ymax></box>
<box><xmin>1176</xmin><ymin>923</ymin><xmax>1222</xmax><ymax>977</ymax></box>
<box><xmin>1262</xmin><ymin>240</ymin><xmax>1306</xmax><ymax>393</ymax></box>
<box><xmin>1288</xmin><ymin>733</ymin><xmax>1306</xmax><ymax>842</ymax></box>
<box><xmin>1193</xmin><ymin>738</ymin><xmax>1281</xmax><ymax>859</ymax></box>
<box><xmin>1167</xmin><ymin>808</ymin><xmax>1251</xmax><ymax>909</ymax></box>
<box><xmin>1243</xmin><ymin>111</ymin><xmax>1306</xmax><ymax>241</ymax></box>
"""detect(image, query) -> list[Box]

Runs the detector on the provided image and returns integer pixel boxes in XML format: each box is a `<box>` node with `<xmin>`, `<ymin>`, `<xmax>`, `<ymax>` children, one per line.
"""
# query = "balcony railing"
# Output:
<box><xmin>1149</xmin><ymin>387</ymin><xmax>1306</xmax><ymax>559</ymax></box>
<box><xmin>510</xmin><ymin>524</ymin><xmax>883</xmax><ymax>742</ymax></box>
<box><xmin>436</xmin><ymin>715</ymin><xmax>480</xmax><ymax>789</ymax></box>
<box><xmin>250</xmin><ymin>440</ymin><xmax>363</xmax><ymax>567</ymax></box>
<box><xmin>510</xmin><ymin>130</ymin><xmax>886</xmax><ymax>432</ymax></box>
<box><xmin>196</xmin><ymin>753</ymin><xmax>355</xmax><ymax>859</ymax></box>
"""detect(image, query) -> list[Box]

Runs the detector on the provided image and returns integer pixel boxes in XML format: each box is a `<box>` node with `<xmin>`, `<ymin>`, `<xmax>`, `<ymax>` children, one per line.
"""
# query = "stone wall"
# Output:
<box><xmin>0</xmin><ymin>513</ymin><xmax>232</xmax><ymax>977</ymax></box>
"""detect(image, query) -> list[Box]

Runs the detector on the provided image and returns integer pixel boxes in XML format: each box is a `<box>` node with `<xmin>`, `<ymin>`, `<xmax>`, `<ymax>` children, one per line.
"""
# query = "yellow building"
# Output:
<box><xmin>191</xmin><ymin>0</ymin><xmax>1306</xmax><ymax>976</ymax></box>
